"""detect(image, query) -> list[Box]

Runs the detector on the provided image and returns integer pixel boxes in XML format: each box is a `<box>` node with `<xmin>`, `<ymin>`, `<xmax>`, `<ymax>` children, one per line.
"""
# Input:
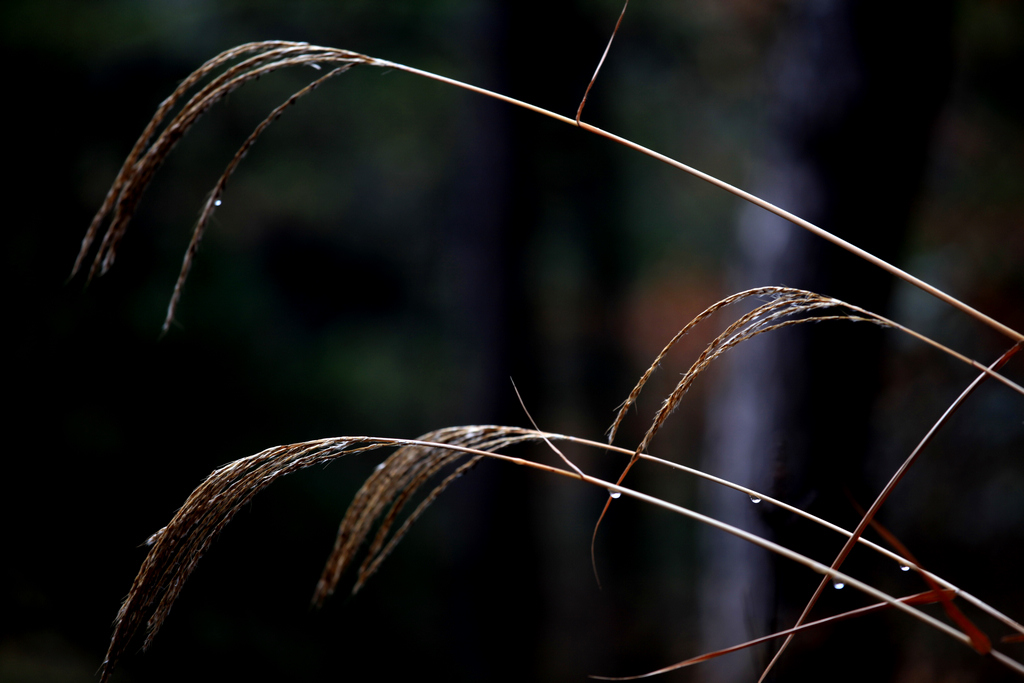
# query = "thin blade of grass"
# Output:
<box><xmin>574</xmin><ymin>120</ymin><xmax>1024</xmax><ymax>343</ymax></box>
<box><xmin>370</xmin><ymin>57</ymin><xmax>1024</xmax><ymax>342</ymax></box>
<box><xmin>576</xmin><ymin>0</ymin><xmax>630</xmax><ymax>125</ymax></box>
<box><xmin>556</xmin><ymin>431</ymin><xmax>1024</xmax><ymax>642</ymax></box>
<box><xmin>848</xmin><ymin>494</ymin><xmax>991</xmax><ymax>654</ymax></box>
<box><xmin>590</xmin><ymin>589</ymin><xmax>956</xmax><ymax>680</ymax></box>
<box><xmin>758</xmin><ymin>342</ymin><xmax>1021</xmax><ymax>681</ymax></box>
<box><xmin>511</xmin><ymin>378</ymin><xmax>585</xmax><ymax>478</ymax></box>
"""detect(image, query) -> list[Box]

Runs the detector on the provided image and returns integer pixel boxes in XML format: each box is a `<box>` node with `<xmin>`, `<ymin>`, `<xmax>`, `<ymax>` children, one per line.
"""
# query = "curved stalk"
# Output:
<box><xmin>550</xmin><ymin>432</ymin><xmax>1024</xmax><ymax>640</ymax></box>
<box><xmin>375</xmin><ymin>57</ymin><xmax>1023</xmax><ymax>343</ymax></box>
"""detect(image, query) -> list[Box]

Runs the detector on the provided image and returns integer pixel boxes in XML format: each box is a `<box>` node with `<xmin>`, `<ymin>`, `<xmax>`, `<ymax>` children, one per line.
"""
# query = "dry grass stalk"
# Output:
<box><xmin>848</xmin><ymin>498</ymin><xmax>991</xmax><ymax>655</ymax></box>
<box><xmin>80</xmin><ymin>38</ymin><xmax>1024</xmax><ymax>682</ymax></box>
<box><xmin>593</xmin><ymin>289</ymin><xmax>1022</xmax><ymax>586</ymax></box>
<box><xmin>591</xmin><ymin>439</ymin><xmax>1024</xmax><ymax>647</ymax></box>
<box><xmin>592</xmin><ymin>284</ymin><xmax>1021</xmax><ymax>677</ymax></box>
<box><xmin>573</xmin><ymin>119</ymin><xmax>1024</xmax><ymax>343</ymax></box>
<box><xmin>542</xmin><ymin>432</ymin><xmax>1024</xmax><ymax>643</ymax></box>
<box><xmin>97</xmin><ymin>422</ymin><xmax>1024</xmax><ymax>681</ymax></box>
<box><xmin>595</xmin><ymin>471</ymin><xmax>1024</xmax><ymax>677</ymax></box>
<box><xmin>74</xmin><ymin>42</ymin><xmax>1022</xmax><ymax>345</ymax></box>
<box><xmin>759</xmin><ymin>341</ymin><xmax>1022</xmax><ymax>681</ymax></box>
<box><xmin>576</xmin><ymin>0</ymin><xmax>630</xmax><ymax>125</ymax></box>
<box><xmin>591</xmin><ymin>589</ymin><xmax>958</xmax><ymax>680</ymax></box>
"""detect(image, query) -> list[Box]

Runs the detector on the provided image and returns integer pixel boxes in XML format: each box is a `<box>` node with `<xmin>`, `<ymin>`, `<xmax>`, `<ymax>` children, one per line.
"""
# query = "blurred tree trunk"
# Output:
<box><xmin>441</xmin><ymin>3</ymin><xmax>625</xmax><ymax>679</ymax></box>
<box><xmin>699</xmin><ymin>1</ymin><xmax>953</xmax><ymax>680</ymax></box>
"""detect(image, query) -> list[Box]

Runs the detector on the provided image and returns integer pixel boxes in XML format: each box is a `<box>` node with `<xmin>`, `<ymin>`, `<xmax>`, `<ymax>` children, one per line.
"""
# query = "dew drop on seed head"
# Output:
<box><xmin>749</xmin><ymin>495</ymin><xmax>761</xmax><ymax>504</ymax></box>
<box><xmin>900</xmin><ymin>564</ymin><xmax>911</xmax><ymax>572</ymax></box>
<box><xmin>214</xmin><ymin>199</ymin><xmax>222</xmax><ymax>206</ymax></box>
<box><xmin>608</xmin><ymin>490</ymin><xmax>621</xmax><ymax>499</ymax></box>
<box><xmin>374</xmin><ymin>462</ymin><xmax>386</xmax><ymax>471</ymax></box>
<box><xmin>833</xmin><ymin>580</ymin><xmax>845</xmax><ymax>590</ymax></box>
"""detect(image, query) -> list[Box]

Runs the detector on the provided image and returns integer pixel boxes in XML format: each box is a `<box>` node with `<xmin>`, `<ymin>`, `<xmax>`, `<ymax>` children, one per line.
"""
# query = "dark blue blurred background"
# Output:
<box><xmin>2</xmin><ymin>1</ymin><xmax>1022</xmax><ymax>681</ymax></box>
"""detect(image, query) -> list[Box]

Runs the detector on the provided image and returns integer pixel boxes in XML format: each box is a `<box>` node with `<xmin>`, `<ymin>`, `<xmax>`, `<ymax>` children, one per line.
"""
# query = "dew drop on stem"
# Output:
<box><xmin>214</xmin><ymin>199</ymin><xmax>222</xmax><ymax>206</ymax></box>
<box><xmin>749</xmin><ymin>494</ymin><xmax>761</xmax><ymax>504</ymax></box>
<box><xmin>833</xmin><ymin>579</ymin><xmax>845</xmax><ymax>590</ymax></box>
<box><xmin>900</xmin><ymin>564</ymin><xmax>911</xmax><ymax>572</ymax></box>
<box><xmin>608</xmin><ymin>490</ymin><xmax>621</xmax><ymax>499</ymax></box>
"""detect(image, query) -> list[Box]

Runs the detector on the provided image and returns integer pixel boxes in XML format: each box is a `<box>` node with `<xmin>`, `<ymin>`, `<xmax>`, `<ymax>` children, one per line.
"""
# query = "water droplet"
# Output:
<box><xmin>749</xmin><ymin>494</ymin><xmax>761</xmax><ymax>504</ymax></box>
<box><xmin>310</xmin><ymin>62</ymin><xmax>321</xmax><ymax>70</ymax></box>
<box><xmin>900</xmin><ymin>564</ymin><xmax>911</xmax><ymax>572</ymax></box>
<box><xmin>833</xmin><ymin>580</ymin><xmax>845</xmax><ymax>590</ymax></box>
<box><xmin>608</xmin><ymin>490</ymin><xmax>621</xmax><ymax>499</ymax></box>
<box><xmin>374</xmin><ymin>462</ymin><xmax>386</xmax><ymax>472</ymax></box>
<box><xmin>214</xmin><ymin>199</ymin><xmax>222</xmax><ymax>207</ymax></box>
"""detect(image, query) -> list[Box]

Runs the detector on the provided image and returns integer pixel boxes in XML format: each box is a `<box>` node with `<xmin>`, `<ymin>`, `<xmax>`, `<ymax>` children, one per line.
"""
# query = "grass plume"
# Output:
<box><xmin>100</xmin><ymin>427</ymin><xmax>549</xmax><ymax>681</ymax></box>
<box><xmin>591</xmin><ymin>289</ymin><xmax>1023</xmax><ymax>588</ymax></box>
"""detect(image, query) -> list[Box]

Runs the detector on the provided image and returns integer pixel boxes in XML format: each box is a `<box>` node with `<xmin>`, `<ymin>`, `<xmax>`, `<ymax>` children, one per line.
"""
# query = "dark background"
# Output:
<box><xmin>2</xmin><ymin>1</ymin><xmax>1023</xmax><ymax>681</ymax></box>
